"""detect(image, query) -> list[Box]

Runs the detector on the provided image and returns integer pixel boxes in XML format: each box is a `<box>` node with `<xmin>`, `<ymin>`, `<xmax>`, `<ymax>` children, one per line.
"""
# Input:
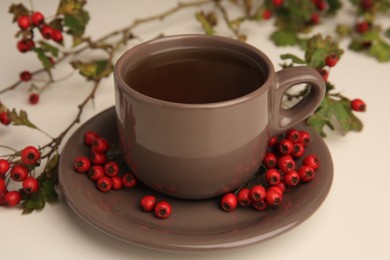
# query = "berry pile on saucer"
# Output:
<box><xmin>220</xmin><ymin>129</ymin><xmax>320</xmax><ymax>212</ymax></box>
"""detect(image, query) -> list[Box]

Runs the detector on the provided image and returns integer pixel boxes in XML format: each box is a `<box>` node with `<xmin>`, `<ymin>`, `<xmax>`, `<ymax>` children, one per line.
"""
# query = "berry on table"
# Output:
<box><xmin>73</xmin><ymin>156</ymin><xmax>91</xmax><ymax>173</ymax></box>
<box><xmin>237</xmin><ymin>187</ymin><xmax>251</xmax><ymax>207</ymax></box>
<box><xmin>140</xmin><ymin>195</ymin><xmax>157</xmax><ymax>212</ymax></box>
<box><xmin>87</xmin><ymin>165</ymin><xmax>105</xmax><ymax>181</ymax></box>
<box><xmin>4</xmin><ymin>191</ymin><xmax>21</xmax><ymax>207</ymax></box>
<box><xmin>31</xmin><ymin>12</ymin><xmax>45</xmax><ymax>26</ymax></box>
<box><xmin>249</xmin><ymin>185</ymin><xmax>266</xmax><ymax>202</ymax></box>
<box><xmin>111</xmin><ymin>176</ymin><xmax>123</xmax><ymax>190</ymax></box>
<box><xmin>0</xmin><ymin>159</ymin><xmax>10</xmax><ymax>177</ymax></box>
<box><xmin>298</xmin><ymin>165</ymin><xmax>316</xmax><ymax>182</ymax></box>
<box><xmin>22</xmin><ymin>177</ymin><xmax>39</xmax><ymax>194</ymax></box>
<box><xmin>351</xmin><ymin>98</ymin><xmax>366</xmax><ymax>112</ymax></box>
<box><xmin>154</xmin><ymin>201</ymin><xmax>172</xmax><ymax>219</ymax></box>
<box><xmin>220</xmin><ymin>193</ymin><xmax>238</xmax><ymax>212</ymax></box>
<box><xmin>21</xmin><ymin>145</ymin><xmax>41</xmax><ymax>165</ymax></box>
<box><xmin>10</xmin><ymin>164</ymin><xmax>29</xmax><ymax>182</ymax></box>
<box><xmin>303</xmin><ymin>154</ymin><xmax>320</xmax><ymax>170</ymax></box>
<box><xmin>122</xmin><ymin>173</ymin><xmax>137</xmax><ymax>188</ymax></box>
<box><xmin>96</xmin><ymin>176</ymin><xmax>112</xmax><ymax>192</ymax></box>
<box><xmin>17</xmin><ymin>15</ymin><xmax>31</xmax><ymax>30</ymax></box>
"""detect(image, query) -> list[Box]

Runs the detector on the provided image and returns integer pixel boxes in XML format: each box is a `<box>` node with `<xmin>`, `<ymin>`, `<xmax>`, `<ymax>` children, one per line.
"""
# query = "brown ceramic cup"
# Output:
<box><xmin>114</xmin><ymin>34</ymin><xmax>325</xmax><ymax>200</ymax></box>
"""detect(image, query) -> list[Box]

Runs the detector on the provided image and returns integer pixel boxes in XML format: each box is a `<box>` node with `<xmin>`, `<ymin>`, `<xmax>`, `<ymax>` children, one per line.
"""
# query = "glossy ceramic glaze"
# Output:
<box><xmin>58</xmin><ymin>107</ymin><xmax>333</xmax><ymax>253</ymax></box>
<box><xmin>114</xmin><ymin>34</ymin><xmax>325</xmax><ymax>199</ymax></box>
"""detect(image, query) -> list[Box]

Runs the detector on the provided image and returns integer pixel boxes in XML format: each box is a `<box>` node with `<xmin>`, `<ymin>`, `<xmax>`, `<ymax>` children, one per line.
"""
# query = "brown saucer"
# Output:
<box><xmin>58</xmin><ymin>107</ymin><xmax>333</xmax><ymax>253</ymax></box>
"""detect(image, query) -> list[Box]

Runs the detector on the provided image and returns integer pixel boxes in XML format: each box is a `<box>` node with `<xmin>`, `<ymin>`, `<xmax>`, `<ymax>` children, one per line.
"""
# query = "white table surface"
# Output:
<box><xmin>1</xmin><ymin>1</ymin><xmax>389</xmax><ymax>259</ymax></box>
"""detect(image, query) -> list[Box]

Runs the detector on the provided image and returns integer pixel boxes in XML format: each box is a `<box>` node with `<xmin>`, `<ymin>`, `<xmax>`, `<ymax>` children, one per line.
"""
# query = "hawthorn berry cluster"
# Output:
<box><xmin>139</xmin><ymin>195</ymin><xmax>172</xmax><ymax>219</ymax></box>
<box><xmin>73</xmin><ymin>131</ymin><xmax>137</xmax><ymax>193</ymax></box>
<box><xmin>0</xmin><ymin>146</ymin><xmax>41</xmax><ymax>207</ymax></box>
<box><xmin>220</xmin><ymin>129</ymin><xmax>320</xmax><ymax>212</ymax></box>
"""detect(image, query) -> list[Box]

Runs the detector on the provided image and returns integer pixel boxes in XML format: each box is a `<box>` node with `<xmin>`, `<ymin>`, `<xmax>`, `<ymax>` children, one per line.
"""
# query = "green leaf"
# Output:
<box><xmin>326</xmin><ymin>0</ymin><xmax>343</xmax><ymax>15</ymax></box>
<box><xmin>7</xmin><ymin>109</ymin><xmax>38</xmax><ymax>129</ymax></box>
<box><xmin>271</xmin><ymin>29</ymin><xmax>301</xmax><ymax>47</ymax></box>
<box><xmin>304</xmin><ymin>34</ymin><xmax>344</xmax><ymax>69</ymax></box>
<box><xmin>195</xmin><ymin>12</ymin><xmax>215</xmax><ymax>35</ymax></box>
<box><xmin>385</xmin><ymin>28</ymin><xmax>390</xmax><ymax>39</ymax></box>
<box><xmin>280</xmin><ymin>54</ymin><xmax>307</xmax><ymax>64</ymax></box>
<box><xmin>39</xmin><ymin>41</ymin><xmax>59</xmax><ymax>57</ymax></box>
<box><xmin>369</xmin><ymin>40</ymin><xmax>390</xmax><ymax>62</ymax></box>
<box><xmin>71</xmin><ymin>59</ymin><xmax>113</xmax><ymax>81</ymax></box>
<box><xmin>34</xmin><ymin>48</ymin><xmax>53</xmax><ymax>70</ymax></box>
<box><xmin>8</xmin><ymin>3</ymin><xmax>29</xmax><ymax>22</ymax></box>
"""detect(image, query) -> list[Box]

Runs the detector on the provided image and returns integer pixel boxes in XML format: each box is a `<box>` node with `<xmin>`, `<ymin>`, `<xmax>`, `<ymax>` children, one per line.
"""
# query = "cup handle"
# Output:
<box><xmin>270</xmin><ymin>66</ymin><xmax>326</xmax><ymax>135</ymax></box>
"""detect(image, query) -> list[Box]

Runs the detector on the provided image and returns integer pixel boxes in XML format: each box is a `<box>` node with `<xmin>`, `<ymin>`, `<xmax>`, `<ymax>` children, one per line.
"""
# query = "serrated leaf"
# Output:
<box><xmin>34</xmin><ymin>48</ymin><xmax>53</xmax><ymax>70</ymax></box>
<box><xmin>71</xmin><ymin>59</ymin><xmax>113</xmax><ymax>81</ymax></box>
<box><xmin>7</xmin><ymin>109</ymin><xmax>38</xmax><ymax>129</ymax></box>
<box><xmin>280</xmin><ymin>54</ymin><xmax>307</xmax><ymax>64</ymax></box>
<box><xmin>63</xmin><ymin>13</ymin><xmax>89</xmax><ymax>36</ymax></box>
<box><xmin>48</xmin><ymin>18</ymin><xmax>64</xmax><ymax>31</ymax></box>
<box><xmin>8</xmin><ymin>3</ymin><xmax>29</xmax><ymax>22</ymax></box>
<box><xmin>195</xmin><ymin>12</ymin><xmax>215</xmax><ymax>35</ymax></box>
<box><xmin>39</xmin><ymin>41</ymin><xmax>59</xmax><ymax>57</ymax></box>
<box><xmin>270</xmin><ymin>29</ymin><xmax>302</xmax><ymax>47</ymax></box>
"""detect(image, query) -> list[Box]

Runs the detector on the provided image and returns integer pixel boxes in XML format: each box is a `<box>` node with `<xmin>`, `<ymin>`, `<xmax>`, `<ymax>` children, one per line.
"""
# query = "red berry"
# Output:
<box><xmin>356</xmin><ymin>21</ymin><xmax>369</xmax><ymax>33</ymax></box>
<box><xmin>263</xmin><ymin>152</ymin><xmax>277</xmax><ymax>168</ymax></box>
<box><xmin>220</xmin><ymin>193</ymin><xmax>238</xmax><ymax>212</ymax></box>
<box><xmin>52</xmin><ymin>30</ymin><xmax>63</xmax><ymax>43</ymax></box>
<box><xmin>286</xmin><ymin>129</ymin><xmax>301</xmax><ymax>143</ymax></box>
<box><xmin>0</xmin><ymin>112</ymin><xmax>11</xmax><ymax>126</ymax></box>
<box><xmin>299</xmin><ymin>130</ymin><xmax>311</xmax><ymax>146</ymax></box>
<box><xmin>298</xmin><ymin>165</ymin><xmax>316</xmax><ymax>182</ymax></box>
<box><xmin>265</xmin><ymin>189</ymin><xmax>282</xmax><ymax>206</ymax></box>
<box><xmin>268</xmin><ymin>185</ymin><xmax>284</xmax><ymax>196</ymax></box>
<box><xmin>268</xmin><ymin>136</ymin><xmax>279</xmax><ymax>148</ymax></box>
<box><xmin>29</xmin><ymin>93</ymin><xmax>39</xmax><ymax>105</ymax></box>
<box><xmin>10</xmin><ymin>164</ymin><xmax>29</xmax><ymax>182</ymax></box>
<box><xmin>351</xmin><ymin>98</ymin><xmax>366</xmax><ymax>112</ymax></box>
<box><xmin>283</xmin><ymin>170</ymin><xmax>300</xmax><ymax>186</ymax></box>
<box><xmin>279</xmin><ymin>139</ymin><xmax>294</xmax><ymax>155</ymax></box>
<box><xmin>0</xmin><ymin>179</ymin><xmax>6</xmax><ymax>193</ymax></box>
<box><xmin>40</xmin><ymin>25</ymin><xmax>54</xmax><ymax>39</ymax></box>
<box><xmin>361</xmin><ymin>0</ymin><xmax>373</xmax><ymax>10</ymax></box>
<box><xmin>272</xmin><ymin>0</ymin><xmax>284</xmax><ymax>7</ymax></box>
<box><xmin>4</xmin><ymin>191</ymin><xmax>21</xmax><ymax>207</ymax></box>
<box><xmin>17</xmin><ymin>39</ymin><xmax>30</xmax><ymax>53</ymax></box>
<box><xmin>104</xmin><ymin>161</ymin><xmax>120</xmax><ymax>177</ymax></box>
<box><xmin>140</xmin><ymin>195</ymin><xmax>157</xmax><ymax>212</ymax></box>
<box><xmin>249</xmin><ymin>185</ymin><xmax>266</xmax><ymax>202</ymax></box>
<box><xmin>111</xmin><ymin>176</ymin><xmax>123</xmax><ymax>190</ymax></box>
<box><xmin>265</xmin><ymin>168</ymin><xmax>281</xmax><ymax>185</ymax></box>
<box><xmin>31</xmin><ymin>12</ymin><xmax>45</xmax><ymax>26</ymax></box>
<box><xmin>251</xmin><ymin>200</ymin><xmax>267</xmax><ymax>211</ymax></box>
<box><xmin>73</xmin><ymin>156</ymin><xmax>91</xmax><ymax>173</ymax></box>
<box><xmin>22</xmin><ymin>177</ymin><xmax>39</xmax><ymax>194</ymax></box>
<box><xmin>88</xmin><ymin>165</ymin><xmax>105</xmax><ymax>181</ymax></box>
<box><xmin>318</xmin><ymin>68</ymin><xmax>329</xmax><ymax>81</ymax></box>
<box><xmin>237</xmin><ymin>188</ymin><xmax>251</xmax><ymax>207</ymax></box>
<box><xmin>17</xmin><ymin>15</ymin><xmax>31</xmax><ymax>30</ymax></box>
<box><xmin>91</xmin><ymin>137</ymin><xmax>109</xmax><ymax>153</ymax></box>
<box><xmin>25</xmin><ymin>39</ymin><xmax>35</xmax><ymax>50</ymax></box>
<box><xmin>96</xmin><ymin>176</ymin><xmax>112</xmax><ymax>192</ymax></box>
<box><xmin>315</xmin><ymin>0</ymin><xmax>326</xmax><ymax>11</ymax></box>
<box><xmin>262</xmin><ymin>9</ymin><xmax>272</xmax><ymax>20</ymax></box>
<box><xmin>278</xmin><ymin>155</ymin><xmax>295</xmax><ymax>173</ymax></box>
<box><xmin>273</xmin><ymin>182</ymin><xmax>286</xmax><ymax>193</ymax></box>
<box><xmin>84</xmin><ymin>131</ymin><xmax>99</xmax><ymax>146</ymax></box>
<box><xmin>20</xmin><ymin>71</ymin><xmax>32</xmax><ymax>82</ymax></box>
<box><xmin>325</xmin><ymin>54</ymin><xmax>339</xmax><ymax>67</ymax></box>
<box><xmin>122</xmin><ymin>173</ymin><xmax>137</xmax><ymax>188</ymax></box>
<box><xmin>0</xmin><ymin>159</ymin><xmax>10</xmax><ymax>177</ymax></box>
<box><xmin>311</xmin><ymin>13</ymin><xmax>320</xmax><ymax>24</ymax></box>
<box><xmin>154</xmin><ymin>201</ymin><xmax>172</xmax><ymax>219</ymax></box>
<box><xmin>90</xmin><ymin>151</ymin><xmax>106</xmax><ymax>165</ymax></box>
<box><xmin>291</xmin><ymin>142</ymin><xmax>305</xmax><ymax>158</ymax></box>
<box><xmin>21</xmin><ymin>145</ymin><xmax>41</xmax><ymax>165</ymax></box>
<box><xmin>303</xmin><ymin>154</ymin><xmax>320</xmax><ymax>170</ymax></box>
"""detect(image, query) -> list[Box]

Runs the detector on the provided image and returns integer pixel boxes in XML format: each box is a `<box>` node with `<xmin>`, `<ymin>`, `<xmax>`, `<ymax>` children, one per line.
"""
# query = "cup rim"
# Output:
<box><xmin>114</xmin><ymin>34</ymin><xmax>275</xmax><ymax>109</ymax></box>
